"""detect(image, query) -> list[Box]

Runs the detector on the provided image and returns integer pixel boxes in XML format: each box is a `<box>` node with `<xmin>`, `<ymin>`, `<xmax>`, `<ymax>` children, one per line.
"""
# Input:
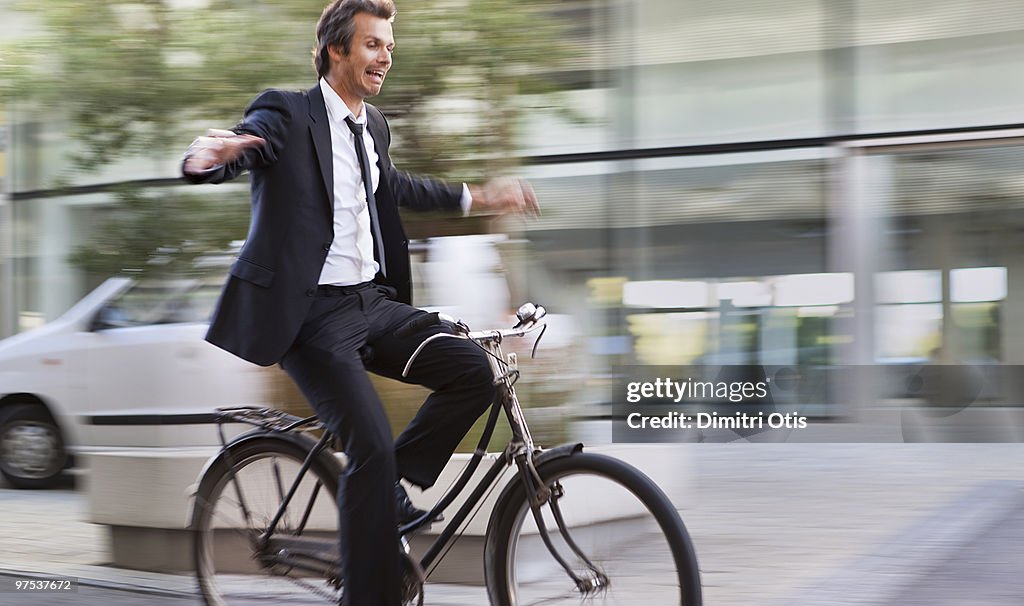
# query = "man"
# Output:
<box><xmin>182</xmin><ymin>1</ymin><xmax>538</xmax><ymax>603</ymax></box>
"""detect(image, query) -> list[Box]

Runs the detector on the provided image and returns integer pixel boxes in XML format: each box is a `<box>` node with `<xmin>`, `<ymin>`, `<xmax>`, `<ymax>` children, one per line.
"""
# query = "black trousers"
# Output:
<box><xmin>279</xmin><ymin>283</ymin><xmax>495</xmax><ymax>606</ymax></box>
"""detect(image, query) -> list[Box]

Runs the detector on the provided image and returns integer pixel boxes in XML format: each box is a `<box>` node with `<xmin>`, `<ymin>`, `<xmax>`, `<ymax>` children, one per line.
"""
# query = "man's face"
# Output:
<box><xmin>329</xmin><ymin>12</ymin><xmax>394</xmax><ymax>105</ymax></box>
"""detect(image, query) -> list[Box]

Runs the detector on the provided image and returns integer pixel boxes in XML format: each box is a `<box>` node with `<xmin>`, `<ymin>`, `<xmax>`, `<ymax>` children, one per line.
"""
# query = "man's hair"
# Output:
<box><xmin>314</xmin><ymin>0</ymin><xmax>397</xmax><ymax>78</ymax></box>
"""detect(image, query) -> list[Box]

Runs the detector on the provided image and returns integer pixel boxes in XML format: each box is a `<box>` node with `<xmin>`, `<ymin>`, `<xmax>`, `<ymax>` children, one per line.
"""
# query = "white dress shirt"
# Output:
<box><xmin>318</xmin><ymin>78</ymin><xmax>381</xmax><ymax>286</ymax></box>
<box><xmin>317</xmin><ymin>78</ymin><xmax>472</xmax><ymax>287</ymax></box>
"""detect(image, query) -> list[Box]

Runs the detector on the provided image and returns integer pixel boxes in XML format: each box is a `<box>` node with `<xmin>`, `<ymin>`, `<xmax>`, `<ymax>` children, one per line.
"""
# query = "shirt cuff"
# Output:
<box><xmin>460</xmin><ymin>183</ymin><xmax>472</xmax><ymax>216</ymax></box>
<box><xmin>184</xmin><ymin>163</ymin><xmax>224</xmax><ymax>177</ymax></box>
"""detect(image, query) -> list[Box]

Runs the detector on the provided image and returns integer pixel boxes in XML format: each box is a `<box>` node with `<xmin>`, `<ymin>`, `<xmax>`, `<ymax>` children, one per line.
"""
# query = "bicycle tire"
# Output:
<box><xmin>191</xmin><ymin>435</ymin><xmax>344</xmax><ymax>606</ymax></box>
<box><xmin>484</xmin><ymin>452</ymin><xmax>702</xmax><ymax>606</ymax></box>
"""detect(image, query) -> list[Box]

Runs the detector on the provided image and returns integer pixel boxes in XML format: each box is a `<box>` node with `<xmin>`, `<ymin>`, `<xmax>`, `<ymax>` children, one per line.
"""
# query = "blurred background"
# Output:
<box><xmin>3</xmin><ymin>0</ymin><xmax>1024</xmax><ymax>450</ymax></box>
<box><xmin>1</xmin><ymin>1</ymin><xmax>1024</xmax><ymax>603</ymax></box>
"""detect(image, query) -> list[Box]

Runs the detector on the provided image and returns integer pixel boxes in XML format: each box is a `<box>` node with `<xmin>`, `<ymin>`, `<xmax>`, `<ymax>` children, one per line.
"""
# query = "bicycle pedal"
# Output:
<box><xmin>402</xmin><ymin>512</ymin><xmax>444</xmax><ymax>531</ymax></box>
<box><xmin>405</xmin><ymin>511</ymin><xmax>442</xmax><ymax>524</ymax></box>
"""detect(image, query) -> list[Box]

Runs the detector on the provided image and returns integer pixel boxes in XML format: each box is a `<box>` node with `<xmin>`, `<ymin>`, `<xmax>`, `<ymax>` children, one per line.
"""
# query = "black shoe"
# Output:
<box><xmin>394</xmin><ymin>482</ymin><xmax>442</xmax><ymax>525</ymax></box>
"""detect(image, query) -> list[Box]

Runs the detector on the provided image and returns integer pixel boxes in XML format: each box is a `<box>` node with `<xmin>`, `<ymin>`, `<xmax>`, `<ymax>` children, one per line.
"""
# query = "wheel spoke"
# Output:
<box><xmin>270</xmin><ymin>457</ymin><xmax>293</xmax><ymax>532</ymax></box>
<box><xmin>192</xmin><ymin>440</ymin><xmax>343</xmax><ymax>605</ymax></box>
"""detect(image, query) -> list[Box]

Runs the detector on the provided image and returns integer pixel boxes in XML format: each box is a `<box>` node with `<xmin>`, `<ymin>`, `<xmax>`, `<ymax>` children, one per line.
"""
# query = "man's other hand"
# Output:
<box><xmin>183</xmin><ymin>129</ymin><xmax>265</xmax><ymax>174</ymax></box>
<box><xmin>468</xmin><ymin>177</ymin><xmax>540</xmax><ymax>217</ymax></box>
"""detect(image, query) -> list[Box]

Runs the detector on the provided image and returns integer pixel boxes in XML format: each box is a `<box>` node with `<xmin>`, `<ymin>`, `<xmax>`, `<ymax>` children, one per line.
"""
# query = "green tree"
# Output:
<box><xmin>1</xmin><ymin>0</ymin><xmax>575</xmax><ymax>278</ymax></box>
<box><xmin>66</xmin><ymin>186</ymin><xmax>251</xmax><ymax>277</ymax></box>
<box><xmin>374</xmin><ymin>0</ymin><xmax>577</xmax><ymax>179</ymax></box>
<box><xmin>1</xmin><ymin>0</ymin><xmax>314</xmax><ymax>171</ymax></box>
<box><xmin>2</xmin><ymin>0</ymin><xmax>573</xmax><ymax>175</ymax></box>
<box><xmin>0</xmin><ymin>0</ymin><xmax>573</xmax><ymax>255</ymax></box>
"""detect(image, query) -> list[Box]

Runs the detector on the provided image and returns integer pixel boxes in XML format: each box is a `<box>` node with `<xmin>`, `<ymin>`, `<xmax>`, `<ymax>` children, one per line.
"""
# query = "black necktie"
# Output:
<box><xmin>344</xmin><ymin>116</ymin><xmax>386</xmax><ymax>277</ymax></box>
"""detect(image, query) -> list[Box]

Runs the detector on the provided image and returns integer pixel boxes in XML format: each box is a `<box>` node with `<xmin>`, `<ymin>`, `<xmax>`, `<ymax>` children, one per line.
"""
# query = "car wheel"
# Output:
<box><xmin>0</xmin><ymin>403</ymin><xmax>67</xmax><ymax>489</ymax></box>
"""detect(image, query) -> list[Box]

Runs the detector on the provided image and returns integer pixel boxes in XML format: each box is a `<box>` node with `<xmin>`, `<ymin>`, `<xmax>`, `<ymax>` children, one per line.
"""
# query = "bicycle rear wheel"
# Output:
<box><xmin>191</xmin><ymin>436</ymin><xmax>343</xmax><ymax>605</ymax></box>
<box><xmin>485</xmin><ymin>452</ymin><xmax>702</xmax><ymax>606</ymax></box>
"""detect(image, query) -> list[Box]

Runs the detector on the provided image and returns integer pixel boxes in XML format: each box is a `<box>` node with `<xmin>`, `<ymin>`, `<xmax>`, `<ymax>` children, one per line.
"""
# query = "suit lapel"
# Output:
<box><xmin>364</xmin><ymin>105</ymin><xmax>388</xmax><ymax>179</ymax></box>
<box><xmin>307</xmin><ymin>84</ymin><xmax>333</xmax><ymax>208</ymax></box>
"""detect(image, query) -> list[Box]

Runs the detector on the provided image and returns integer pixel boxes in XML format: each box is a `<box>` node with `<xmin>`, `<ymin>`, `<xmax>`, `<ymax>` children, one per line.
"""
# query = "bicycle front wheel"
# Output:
<box><xmin>191</xmin><ymin>436</ymin><xmax>343</xmax><ymax>606</ymax></box>
<box><xmin>485</xmin><ymin>452</ymin><xmax>702</xmax><ymax>606</ymax></box>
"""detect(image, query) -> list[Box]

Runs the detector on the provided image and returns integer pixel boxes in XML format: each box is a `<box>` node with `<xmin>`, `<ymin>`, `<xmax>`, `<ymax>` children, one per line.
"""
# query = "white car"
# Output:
<box><xmin>0</xmin><ymin>277</ymin><xmax>273</xmax><ymax>488</ymax></box>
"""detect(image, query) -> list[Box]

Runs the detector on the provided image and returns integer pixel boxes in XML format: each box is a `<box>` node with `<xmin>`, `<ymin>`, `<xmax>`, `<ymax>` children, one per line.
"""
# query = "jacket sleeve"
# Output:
<box><xmin>182</xmin><ymin>89</ymin><xmax>293</xmax><ymax>184</ymax></box>
<box><xmin>373</xmin><ymin>108</ymin><xmax>463</xmax><ymax>212</ymax></box>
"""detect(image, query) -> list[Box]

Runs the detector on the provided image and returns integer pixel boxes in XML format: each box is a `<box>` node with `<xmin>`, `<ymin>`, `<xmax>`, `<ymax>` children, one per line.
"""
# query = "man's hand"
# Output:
<box><xmin>183</xmin><ymin>129</ymin><xmax>265</xmax><ymax>175</ymax></box>
<box><xmin>468</xmin><ymin>177</ymin><xmax>540</xmax><ymax>217</ymax></box>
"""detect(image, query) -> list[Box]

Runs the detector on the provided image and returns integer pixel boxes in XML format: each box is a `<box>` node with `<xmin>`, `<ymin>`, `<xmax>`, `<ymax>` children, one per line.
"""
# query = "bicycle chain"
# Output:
<box><xmin>283</xmin><ymin>573</ymin><xmax>341</xmax><ymax>603</ymax></box>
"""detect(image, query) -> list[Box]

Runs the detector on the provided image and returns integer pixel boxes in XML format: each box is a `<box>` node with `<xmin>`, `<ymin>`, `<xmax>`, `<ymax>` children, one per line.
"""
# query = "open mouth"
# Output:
<box><xmin>366</xmin><ymin>69</ymin><xmax>386</xmax><ymax>83</ymax></box>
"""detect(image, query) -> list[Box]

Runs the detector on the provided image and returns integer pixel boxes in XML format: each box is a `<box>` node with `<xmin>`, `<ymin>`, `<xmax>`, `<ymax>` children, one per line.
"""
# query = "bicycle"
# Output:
<box><xmin>189</xmin><ymin>302</ymin><xmax>703</xmax><ymax>605</ymax></box>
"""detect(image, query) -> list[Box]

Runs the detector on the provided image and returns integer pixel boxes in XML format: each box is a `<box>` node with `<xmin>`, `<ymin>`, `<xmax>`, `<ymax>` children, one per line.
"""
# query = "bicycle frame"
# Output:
<box><xmin>207</xmin><ymin>313</ymin><xmax>575</xmax><ymax>584</ymax></box>
<box><xmin>401</xmin><ymin>333</ymin><xmax>540</xmax><ymax>572</ymax></box>
<box><xmin>208</xmin><ymin>409</ymin><xmax>342</xmax><ymax>581</ymax></box>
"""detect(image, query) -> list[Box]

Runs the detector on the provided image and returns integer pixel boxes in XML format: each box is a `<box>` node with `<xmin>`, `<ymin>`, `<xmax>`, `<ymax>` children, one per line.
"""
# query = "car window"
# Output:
<box><xmin>94</xmin><ymin>280</ymin><xmax>221</xmax><ymax>329</ymax></box>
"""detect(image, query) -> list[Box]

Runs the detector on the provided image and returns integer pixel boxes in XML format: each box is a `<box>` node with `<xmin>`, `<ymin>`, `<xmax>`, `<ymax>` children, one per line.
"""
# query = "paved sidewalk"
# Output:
<box><xmin>2</xmin><ymin>444</ymin><xmax>1023</xmax><ymax>604</ymax></box>
<box><xmin>685</xmin><ymin>444</ymin><xmax>1024</xmax><ymax>605</ymax></box>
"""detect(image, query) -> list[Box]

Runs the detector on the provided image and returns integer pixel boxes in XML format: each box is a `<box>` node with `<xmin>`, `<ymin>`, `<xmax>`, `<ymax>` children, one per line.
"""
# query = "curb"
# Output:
<box><xmin>0</xmin><ymin>566</ymin><xmax>197</xmax><ymax>599</ymax></box>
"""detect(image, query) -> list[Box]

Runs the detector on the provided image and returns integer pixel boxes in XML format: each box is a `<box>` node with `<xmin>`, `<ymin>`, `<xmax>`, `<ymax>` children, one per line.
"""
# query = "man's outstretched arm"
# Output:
<box><xmin>466</xmin><ymin>177</ymin><xmax>540</xmax><ymax>218</ymax></box>
<box><xmin>387</xmin><ymin>168</ymin><xmax>540</xmax><ymax>219</ymax></box>
<box><xmin>182</xmin><ymin>90</ymin><xmax>292</xmax><ymax>184</ymax></box>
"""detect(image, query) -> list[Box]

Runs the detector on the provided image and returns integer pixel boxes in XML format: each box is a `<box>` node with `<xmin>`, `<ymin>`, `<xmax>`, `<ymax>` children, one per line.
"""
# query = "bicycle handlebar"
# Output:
<box><xmin>400</xmin><ymin>302</ymin><xmax>548</xmax><ymax>378</ymax></box>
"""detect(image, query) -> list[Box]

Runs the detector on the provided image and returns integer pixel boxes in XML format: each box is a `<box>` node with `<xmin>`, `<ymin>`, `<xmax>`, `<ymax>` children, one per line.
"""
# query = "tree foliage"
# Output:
<box><xmin>0</xmin><ymin>0</ymin><xmax>576</xmax><ymax>279</ymax></box>
<box><xmin>2</xmin><ymin>0</ymin><xmax>318</xmax><ymax>171</ymax></box>
<box><xmin>66</xmin><ymin>186</ymin><xmax>251</xmax><ymax>277</ymax></box>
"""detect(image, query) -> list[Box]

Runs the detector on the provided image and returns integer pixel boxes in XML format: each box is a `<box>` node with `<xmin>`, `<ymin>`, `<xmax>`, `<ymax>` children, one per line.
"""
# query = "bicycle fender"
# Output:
<box><xmin>532</xmin><ymin>442</ymin><xmax>584</xmax><ymax>467</ymax></box>
<box><xmin>483</xmin><ymin>442</ymin><xmax>584</xmax><ymax>544</ymax></box>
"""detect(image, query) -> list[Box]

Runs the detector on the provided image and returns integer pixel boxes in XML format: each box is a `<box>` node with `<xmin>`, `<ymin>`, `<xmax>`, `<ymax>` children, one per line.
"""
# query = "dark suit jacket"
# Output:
<box><xmin>183</xmin><ymin>84</ymin><xmax>462</xmax><ymax>366</ymax></box>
